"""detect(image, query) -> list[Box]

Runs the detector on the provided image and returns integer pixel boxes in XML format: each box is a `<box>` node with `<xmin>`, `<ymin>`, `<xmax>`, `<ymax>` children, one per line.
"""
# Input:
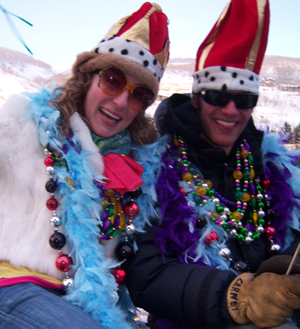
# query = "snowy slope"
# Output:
<box><xmin>0</xmin><ymin>47</ymin><xmax>299</xmax><ymax>132</ymax></box>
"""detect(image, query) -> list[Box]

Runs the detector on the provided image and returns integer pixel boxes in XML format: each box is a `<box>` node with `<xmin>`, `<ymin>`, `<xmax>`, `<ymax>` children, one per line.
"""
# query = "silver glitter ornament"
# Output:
<box><xmin>50</xmin><ymin>216</ymin><xmax>61</xmax><ymax>227</ymax></box>
<box><xmin>256</xmin><ymin>226</ymin><xmax>264</xmax><ymax>234</ymax></box>
<box><xmin>125</xmin><ymin>223</ymin><xmax>136</xmax><ymax>235</ymax></box>
<box><xmin>46</xmin><ymin>166</ymin><xmax>55</xmax><ymax>175</ymax></box>
<box><xmin>63</xmin><ymin>277</ymin><xmax>73</xmax><ymax>288</ymax></box>
<box><xmin>270</xmin><ymin>243</ymin><xmax>281</xmax><ymax>254</ymax></box>
<box><xmin>219</xmin><ymin>247</ymin><xmax>231</xmax><ymax>259</ymax></box>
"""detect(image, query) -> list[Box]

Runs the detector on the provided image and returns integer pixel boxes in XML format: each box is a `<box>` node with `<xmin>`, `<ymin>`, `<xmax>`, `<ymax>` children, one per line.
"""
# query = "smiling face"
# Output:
<box><xmin>195</xmin><ymin>93</ymin><xmax>253</xmax><ymax>155</ymax></box>
<box><xmin>83</xmin><ymin>73</ymin><xmax>141</xmax><ymax>138</ymax></box>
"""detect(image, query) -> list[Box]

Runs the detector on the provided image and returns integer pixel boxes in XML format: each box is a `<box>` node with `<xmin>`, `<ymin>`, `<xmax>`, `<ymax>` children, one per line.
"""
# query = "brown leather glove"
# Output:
<box><xmin>255</xmin><ymin>255</ymin><xmax>300</xmax><ymax>276</ymax></box>
<box><xmin>227</xmin><ymin>272</ymin><xmax>300</xmax><ymax>328</ymax></box>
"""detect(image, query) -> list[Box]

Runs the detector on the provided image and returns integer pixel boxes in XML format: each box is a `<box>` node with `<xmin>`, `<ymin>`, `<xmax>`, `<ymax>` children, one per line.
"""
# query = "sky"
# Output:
<box><xmin>0</xmin><ymin>0</ymin><xmax>299</xmax><ymax>72</ymax></box>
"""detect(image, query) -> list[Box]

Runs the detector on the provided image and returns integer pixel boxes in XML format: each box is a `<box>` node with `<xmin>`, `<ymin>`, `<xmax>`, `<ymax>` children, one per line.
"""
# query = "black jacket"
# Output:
<box><xmin>123</xmin><ymin>94</ymin><xmax>300</xmax><ymax>328</ymax></box>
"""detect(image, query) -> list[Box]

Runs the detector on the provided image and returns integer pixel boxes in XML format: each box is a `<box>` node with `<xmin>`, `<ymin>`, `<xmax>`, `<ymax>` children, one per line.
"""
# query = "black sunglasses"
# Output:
<box><xmin>200</xmin><ymin>89</ymin><xmax>258</xmax><ymax>110</ymax></box>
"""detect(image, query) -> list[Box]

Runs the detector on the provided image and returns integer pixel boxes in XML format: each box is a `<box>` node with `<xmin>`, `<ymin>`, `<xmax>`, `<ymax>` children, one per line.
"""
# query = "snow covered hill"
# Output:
<box><xmin>1</xmin><ymin>47</ymin><xmax>299</xmax><ymax>132</ymax></box>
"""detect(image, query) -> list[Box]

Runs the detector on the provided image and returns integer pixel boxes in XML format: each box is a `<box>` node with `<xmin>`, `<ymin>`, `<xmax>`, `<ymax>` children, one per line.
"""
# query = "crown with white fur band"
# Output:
<box><xmin>193</xmin><ymin>0</ymin><xmax>269</xmax><ymax>94</ymax></box>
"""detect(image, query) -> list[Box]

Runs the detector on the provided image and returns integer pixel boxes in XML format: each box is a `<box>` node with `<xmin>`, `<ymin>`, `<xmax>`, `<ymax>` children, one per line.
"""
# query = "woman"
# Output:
<box><xmin>0</xmin><ymin>2</ymin><xmax>169</xmax><ymax>329</ymax></box>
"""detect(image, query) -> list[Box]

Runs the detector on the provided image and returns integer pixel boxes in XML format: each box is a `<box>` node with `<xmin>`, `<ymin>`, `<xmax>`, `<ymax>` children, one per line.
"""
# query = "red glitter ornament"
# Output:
<box><xmin>204</xmin><ymin>231</ymin><xmax>219</xmax><ymax>246</ymax></box>
<box><xmin>262</xmin><ymin>179</ymin><xmax>271</xmax><ymax>190</ymax></box>
<box><xmin>46</xmin><ymin>196</ymin><xmax>58</xmax><ymax>211</ymax></box>
<box><xmin>124</xmin><ymin>201</ymin><xmax>139</xmax><ymax>219</ymax></box>
<box><xmin>114</xmin><ymin>268</ymin><xmax>126</xmax><ymax>285</ymax></box>
<box><xmin>265</xmin><ymin>226</ymin><xmax>276</xmax><ymax>239</ymax></box>
<box><xmin>44</xmin><ymin>156</ymin><xmax>55</xmax><ymax>167</ymax></box>
<box><xmin>56</xmin><ymin>253</ymin><xmax>73</xmax><ymax>272</ymax></box>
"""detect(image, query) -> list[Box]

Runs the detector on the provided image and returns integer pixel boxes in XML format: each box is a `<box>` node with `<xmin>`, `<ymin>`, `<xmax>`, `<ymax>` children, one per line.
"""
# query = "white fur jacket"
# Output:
<box><xmin>0</xmin><ymin>93</ymin><xmax>105</xmax><ymax>280</ymax></box>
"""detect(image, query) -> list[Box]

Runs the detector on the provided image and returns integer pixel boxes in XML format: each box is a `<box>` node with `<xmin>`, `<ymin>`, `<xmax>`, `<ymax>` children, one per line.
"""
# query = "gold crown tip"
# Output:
<box><xmin>151</xmin><ymin>3</ymin><xmax>162</xmax><ymax>12</ymax></box>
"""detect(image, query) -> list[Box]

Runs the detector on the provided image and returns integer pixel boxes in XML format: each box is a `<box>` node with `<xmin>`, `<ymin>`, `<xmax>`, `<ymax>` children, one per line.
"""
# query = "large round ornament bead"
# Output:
<box><xmin>204</xmin><ymin>231</ymin><xmax>219</xmax><ymax>246</ymax></box>
<box><xmin>50</xmin><ymin>216</ymin><xmax>62</xmax><ymax>227</ymax></box>
<box><xmin>62</xmin><ymin>277</ymin><xmax>74</xmax><ymax>288</ymax></box>
<box><xmin>46</xmin><ymin>166</ymin><xmax>55</xmax><ymax>175</ymax></box>
<box><xmin>46</xmin><ymin>196</ymin><xmax>58</xmax><ymax>211</ymax></box>
<box><xmin>219</xmin><ymin>247</ymin><xmax>231</xmax><ymax>259</ymax></box>
<box><xmin>56</xmin><ymin>254</ymin><xmax>73</xmax><ymax>272</ymax></box>
<box><xmin>49</xmin><ymin>232</ymin><xmax>66</xmax><ymax>249</ymax></box>
<box><xmin>125</xmin><ymin>223</ymin><xmax>136</xmax><ymax>235</ymax></box>
<box><xmin>45</xmin><ymin>179</ymin><xmax>57</xmax><ymax>193</ymax></box>
<box><xmin>115</xmin><ymin>242</ymin><xmax>133</xmax><ymax>261</ymax></box>
<box><xmin>44</xmin><ymin>156</ymin><xmax>55</xmax><ymax>167</ymax></box>
<box><xmin>270</xmin><ymin>243</ymin><xmax>281</xmax><ymax>255</ymax></box>
<box><xmin>196</xmin><ymin>217</ymin><xmax>207</xmax><ymax>229</ymax></box>
<box><xmin>233</xmin><ymin>260</ymin><xmax>248</xmax><ymax>272</ymax></box>
<box><xmin>265</xmin><ymin>226</ymin><xmax>276</xmax><ymax>239</ymax></box>
<box><xmin>114</xmin><ymin>268</ymin><xmax>126</xmax><ymax>285</ymax></box>
<box><xmin>256</xmin><ymin>226</ymin><xmax>265</xmax><ymax>234</ymax></box>
<box><xmin>124</xmin><ymin>201</ymin><xmax>139</xmax><ymax>219</ymax></box>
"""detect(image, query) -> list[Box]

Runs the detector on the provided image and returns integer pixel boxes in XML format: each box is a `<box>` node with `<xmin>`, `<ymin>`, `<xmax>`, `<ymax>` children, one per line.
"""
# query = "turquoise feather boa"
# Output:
<box><xmin>25</xmin><ymin>88</ymin><xmax>138</xmax><ymax>328</ymax></box>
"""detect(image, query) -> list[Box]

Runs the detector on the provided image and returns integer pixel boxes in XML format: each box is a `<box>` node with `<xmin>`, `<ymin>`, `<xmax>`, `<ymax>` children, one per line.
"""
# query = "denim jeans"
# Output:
<box><xmin>0</xmin><ymin>283</ymin><xmax>106</xmax><ymax>329</ymax></box>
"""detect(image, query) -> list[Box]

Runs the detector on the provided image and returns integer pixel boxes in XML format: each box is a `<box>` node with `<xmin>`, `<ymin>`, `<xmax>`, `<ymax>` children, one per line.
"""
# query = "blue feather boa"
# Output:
<box><xmin>24</xmin><ymin>88</ymin><xmax>159</xmax><ymax>328</ymax></box>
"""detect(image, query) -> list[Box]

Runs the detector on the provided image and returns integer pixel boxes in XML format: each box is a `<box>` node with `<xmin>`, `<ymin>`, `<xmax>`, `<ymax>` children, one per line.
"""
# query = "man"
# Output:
<box><xmin>123</xmin><ymin>0</ymin><xmax>300</xmax><ymax>328</ymax></box>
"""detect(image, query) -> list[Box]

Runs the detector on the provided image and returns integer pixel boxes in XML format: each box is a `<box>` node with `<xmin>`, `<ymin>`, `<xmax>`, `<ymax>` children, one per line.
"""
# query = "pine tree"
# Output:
<box><xmin>293</xmin><ymin>124</ymin><xmax>300</xmax><ymax>145</ymax></box>
<box><xmin>281</xmin><ymin>122</ymin><xmax>293</xmax><ymax>143</ymax></box>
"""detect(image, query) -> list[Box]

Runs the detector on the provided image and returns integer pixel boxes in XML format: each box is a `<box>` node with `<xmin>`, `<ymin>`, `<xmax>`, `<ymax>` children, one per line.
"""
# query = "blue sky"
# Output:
<box><xmin>0</xmin><ymin>0</ymin><xmax>299</xmax><ymax>72</ymax></box>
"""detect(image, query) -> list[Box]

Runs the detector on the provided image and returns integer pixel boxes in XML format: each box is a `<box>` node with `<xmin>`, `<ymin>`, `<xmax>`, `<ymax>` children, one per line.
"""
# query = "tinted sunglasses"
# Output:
<box><xmin>98</xmin><ymin>66</ymin><xmax>155</xmax><ymax>112</ymax></box>
<box><xmin>200</xmin><ymin>89</ymin><xmax>258</xmax><ymax>110</ymax></box>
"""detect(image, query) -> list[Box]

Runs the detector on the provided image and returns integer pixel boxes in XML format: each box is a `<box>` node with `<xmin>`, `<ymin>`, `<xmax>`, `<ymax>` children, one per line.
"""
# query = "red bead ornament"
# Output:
<box><xmin>44</xmin><ymin>156</ymin><xmax>55</xmax><ymax>167</ymax></box>
<box><xmin>265</xmin><ymin>226</ymin><xmax>276</xmax><ymax>239</ymax></box>
<box><xmin>204</xmin><ymin>231</ymin><xmax>219</xmax><ymax>246</ymax></box>
<box><xmin>56</xmin><ymin>253</ymin><xmax>73</xmax><ymax>272</ymax></box>
<box><xmin>46</xmin><ymin>196</ymin><xmax>58</xmax><ymax>211</ymax></box>
<box><xmin>262</xmin><ymin>179</ymin><xmax>271</xmax><ymax>190</ymax></box>
<box><xmin>114</xmin><ymin>268</ymin><xmax>126</xmax><ymax>285</ymax></box>
<box><xmin>124</xmin><ymin>201</ymin><xmax>139</xmax><ymax>219</ymax></box>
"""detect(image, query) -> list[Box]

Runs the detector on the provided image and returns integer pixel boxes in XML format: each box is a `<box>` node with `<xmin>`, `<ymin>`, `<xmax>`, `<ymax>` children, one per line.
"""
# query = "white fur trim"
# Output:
<box><xmin>94</xmin><ymin>37</ymin><xmax>164</xmax><ymax>83</ymax></box>
<box><xmin>192</xmin><ymin>66</ymin><xmax>260</xmax><ymax>94</ymax></box>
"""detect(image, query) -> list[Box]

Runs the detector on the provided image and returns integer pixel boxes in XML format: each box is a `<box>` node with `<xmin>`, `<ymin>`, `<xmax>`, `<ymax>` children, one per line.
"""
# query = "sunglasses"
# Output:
<box><xmin>98</xmin><ymin>66</ymin><xmax>155</xmax><ymax>112</ymax></box>
<box><xmin>200</xmin><ymin>89</ymin><xmax>258</xmax><ymax>110</ymax></box>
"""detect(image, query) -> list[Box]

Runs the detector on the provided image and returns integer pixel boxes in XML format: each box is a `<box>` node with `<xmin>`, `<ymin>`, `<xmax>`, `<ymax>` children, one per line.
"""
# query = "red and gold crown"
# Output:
<box><xmin>93</xmin><ymin>2</ymin><xmax>170</xmax><ymax>96</ymax></box>
<box><xmin>193</xmin><ymin>0</ymin><xmax>269</xmax><ymax>94</ymax></box>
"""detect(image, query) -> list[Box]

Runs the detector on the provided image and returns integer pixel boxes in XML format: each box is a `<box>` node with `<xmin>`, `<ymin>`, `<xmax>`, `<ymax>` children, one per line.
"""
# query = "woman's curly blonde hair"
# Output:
<box><xmin>50</xmin><ymin>52</ymin><xmax>158</xmax><ymax>145</ymax></box>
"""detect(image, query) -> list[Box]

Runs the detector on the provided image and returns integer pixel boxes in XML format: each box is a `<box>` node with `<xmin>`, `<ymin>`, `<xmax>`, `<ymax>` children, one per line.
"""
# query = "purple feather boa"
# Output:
<box><xmin>155</xmin><ymin>142</ymin><xmax>205</xmax><ymax>265</ymax></box>
<box><xmin>264</xmin><ymin>160</ymin><xmax>299</xmax><ymax>247</ymax></box>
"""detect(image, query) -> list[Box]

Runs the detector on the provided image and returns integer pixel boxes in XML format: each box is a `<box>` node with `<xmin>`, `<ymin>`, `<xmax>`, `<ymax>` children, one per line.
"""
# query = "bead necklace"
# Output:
<box><xmin>93</xmin><ymin>180</ymin><xmax>140</xmax><ymax>262</ymax></box>
<box><xmin>44</xmin><ymin>143</ymin><xmax>74</xmax><ymax>288</ymax></box>
<box><xmin>174</xmin><ymin>134</ymin><xmax>280</xmax><ymax>253</ymax></box>
<box><xmin>44</xmin><ymin>143</ymin><xmax>140</xmax><ymax>290</ymax></box>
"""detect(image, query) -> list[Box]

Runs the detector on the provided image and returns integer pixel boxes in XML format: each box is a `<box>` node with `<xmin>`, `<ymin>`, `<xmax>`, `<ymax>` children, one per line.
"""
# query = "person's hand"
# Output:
<box><xmin>227</xmin><ymin>272</ymin><xmax>300</xmax><ymax>328</ymax></box>
<box><xmin>255</xmin><ymin>255</ymin><xmax>300</xmax><ymax>276</ymax></box>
